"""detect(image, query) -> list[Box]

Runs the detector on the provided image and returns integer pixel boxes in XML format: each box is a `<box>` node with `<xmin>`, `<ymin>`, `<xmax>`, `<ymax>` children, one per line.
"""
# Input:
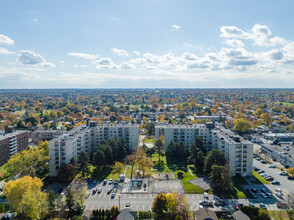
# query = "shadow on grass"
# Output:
<box><xmin>91</xmin><ymin>166</ymin><xmax>113</xmax><ymax>180</ymax></box>
<box><xmin>166</xmin><ymin>156</ymin><xmax>188</xmax><ymax>172</ymax></box>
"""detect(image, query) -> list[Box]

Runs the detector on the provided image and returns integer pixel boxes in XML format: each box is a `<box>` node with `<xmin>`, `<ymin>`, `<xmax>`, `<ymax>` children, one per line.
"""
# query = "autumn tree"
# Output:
<box><xmin>113</xmin><ymin>161</ymin><xmax>124</xmax><ymax>175</ymax></box>
<box><xmin>152</xmin><ymin>193</ymin><xmax>168</xmax><ymax>219</ymax></box>
<box><xmin>287</xmin><ymin>167</ymin><xmax>294</xmax><ymax>178</ymax></box>
<box><xmin>4</xmin><ymin>176</ymin><xmax>48</xmax><ymax>219</ymax></box>
<box><xmin>57</xmin><ymin>164</ymin><xmax>77</xmax><ymax>183</ymax></box>
<box><xmin>233</xmin><ymin>118</ymin><xmax>251</xmax><ymax>133</ymax></box>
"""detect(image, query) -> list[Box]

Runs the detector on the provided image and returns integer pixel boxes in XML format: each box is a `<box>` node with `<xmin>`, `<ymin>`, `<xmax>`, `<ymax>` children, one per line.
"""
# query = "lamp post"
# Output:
<box><xmin>119</xmin><ymin>194</ymin><xmax>121</xmax><ymax>210</ymax></box>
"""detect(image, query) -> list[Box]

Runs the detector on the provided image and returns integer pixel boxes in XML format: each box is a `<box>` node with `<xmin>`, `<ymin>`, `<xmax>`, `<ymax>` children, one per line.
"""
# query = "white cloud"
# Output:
<box><xmin>120</xmin><ymin>62</ymin><xmax>135</xmax><ymax>69</ymax></box>
<box><xmin>0</xmin><ymin>34</ymin><xmax>14</xmax><ymax>45</ymax></box>
<box><xmin>67</xmin><ymin>52</ymin><xmax>97</xmax><ymax>60</ymax></box>
<box><xmin>133</xmin><ymin>50</ymin><xmax>140</xmax><ymax>56</ymax></box>
<box><xmin>225</xmin><ymin>39</ymin><xmax>244</xmax><ymax>48</ymax></box>
<box><xmin>33</xmin><ymin>18</ymin><xmax>39</xmax><ymax>23</ymax></box>
<box><xmin>92</xmin><ymin>57</ymin><xmax>117</xmax><ymax>69</ymax></box>
<box><xmin>267</xmin><ymin>49</ymin><xmax>283</xmax><ymax>60</ymax></box>
<box><xmin>111</xmin><ymin>48</ymin><xmax>128</xmax><ymax>56</ymax></box>
<box><xmin>17</xmin><ymin>50</ymin><xmax>55</xmax><ymax>67</ymax></box>
<box><xmin>220</xmin><ymin>26</ymin><xmax>248</xmax><ymax>38</ymax></box>
<box><xmin>181</xmin><ymin>52</ymin><xmax>198</xmax><ymax>61</ymax></box>
<box><xmin>171</xmin><ymin>25</ymin><xmax>181</xmax><ymax>32</ymax></box>
<box><xmin>0</xmin><ymin>47</ymin><xmax>15</xmax><ymax>55</ymax></box>
<box><xmin>220</xmin><ymin>24</ymin><xmax>286</xmax><ymax>47</ymax></box>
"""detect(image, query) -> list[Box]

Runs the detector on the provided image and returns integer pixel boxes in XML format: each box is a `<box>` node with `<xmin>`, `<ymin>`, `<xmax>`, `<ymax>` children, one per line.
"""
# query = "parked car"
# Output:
<box><xmin>272</xmin><ymin>181</ymin><xmax>280</xmax><ymax>185</ymax></box>
<box><xmin>251</xmin><ymin>188</ymin><xmax>257</xmax><ymax>194</ymax></box>
<box><xmin>261</xmin><ymin>160</ymin><xmax>267</xmax><ymax>164</ymax></box>
<box><xmin>114</xmin><ymin>179</ymin><xmax>118</xmax><ymax>184</ymax></box>
<box><xmin>260</xmin><ymin>193</ymin><xmax>267</xmax><ymax>199</ymax></box>
<box><xmin>275</xmin><ymin>192</ymin><xmax>283</xmax><ymax>198</ymax></box>
<box><xmin>111</xmin><ymin>193</ymin><xmax>115</xmax><ymax>198</ymax></box>
<box><xmin>109</xmin><ymin>179</ymin><xmax>113</xmax><ymax>184</ymax></box>
<box><xmin>279</xmin><ymin>171</ymin><xmax>287</xmax><ymax>176</ymax></box>
<box><xmin>260</xmin><ymin>203</ymin><xmax>266</xmax><ymax>209</ymax></box>
<box><xmin>98</xmin><ymin>188</ymin><xmax>102</xmax><ymax>193</ymax></box>
<box><xmin>126</xmin><ymin>203</ymin><xmax>130</xmax><ymax>208</ymax></box>
<box><xmin>92</xmin><ymin>188</ymin><xmax>97</xmax><ymax>194</ymax></box>
<box><xmin>258</xmin><ymin>170</ymin><xmax>265</xmax><ymax>174</ymax></box>
<box><xmin>287</xmin><ymin>176</ymin><xmax>294</xmax><ymax>180</ymax></box>
<box><xmin>266</xmin><ymin>176</ymin><xmax>274</xmax><ymax>181</ymax></box>
<box><xmin>254</xmin><ymin>167</ymin><xmax>260</xmax><ymax>171</ymax></box>
<box><xmin>107</xmin><ymin>188</ymin><xmax>112</xmax><ymax>194</ymax></box>
<box><xmin>268</xmin><ymin>164</ymin><xmax>276</xmax><ymax>168</ymax></box>
<box><xmin>249</xmin><ymin>202</ymin><xmax>255</xmax><ymax>207</ymax></box>
<box><xmin>275</xmin><ymin>188</ymin><xmax>282</xmax><ymax>193</ymax></box>
<box><xmin>103</xmin><ymin>179</ymin><xmax>107</xmax><ymax>185</ymax></box>
<box><xmin>113</xmin><ymin>188</ymin><xmax>117</xmax><ymax>193</ymax></box>
<box><xmin>204</xmin><ymin>192</ymin><xmax>209</xmax><ymax>198</ymax></box>
<box><xmin>266</xmin><ymin>193</ymin><xmax>273</xmax><ymax>198</ymax></box>
<box><xmin>260</xmin><ymin>188</ymin><xmax>266</xmax><ymax>193</ymax></box>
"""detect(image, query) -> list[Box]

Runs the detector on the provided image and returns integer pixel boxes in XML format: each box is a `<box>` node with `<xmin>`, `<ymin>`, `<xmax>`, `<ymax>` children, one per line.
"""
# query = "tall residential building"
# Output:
<box><xmin>49</xmin><ymin>122</ymin><xmax>139</xmax><ymax>176</ymax></box>
<box><xmin>0</xmin><ymin>126</ymin><xmax>29</xmax><ymax>165</ymax></box>
<box><xmin>155</xmin><ymin>123</ymin><xmax>253</xmax><ymax>177</ymax></box>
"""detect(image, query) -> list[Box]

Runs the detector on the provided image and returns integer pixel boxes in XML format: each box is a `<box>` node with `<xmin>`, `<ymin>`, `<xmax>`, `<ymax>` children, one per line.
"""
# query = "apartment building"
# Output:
<box><xmin>31</xmin><ymin>129</ymin><xmax>65</xmax><ymax>141</ymax></box>
<box><xmin>155</xmin><ymin>123</ymin><xmax>253</xmax><ymax>177</ymax></box>
<box><xmin>0</xmin><ymin>126</ymin><xmax>29</xmax><ymax>165</ymax></box>
<box><xmin>49</xmin><ymin>122</ymin><xmax>139</xmax><ymax>176</ymax></box>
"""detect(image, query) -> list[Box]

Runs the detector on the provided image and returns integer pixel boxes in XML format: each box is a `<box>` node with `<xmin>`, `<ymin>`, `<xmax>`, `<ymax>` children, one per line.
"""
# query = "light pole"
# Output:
<box><xmin>119</xmin><ymin>194</ymin><xmax>121</xmax><ymax>210</ymax></box>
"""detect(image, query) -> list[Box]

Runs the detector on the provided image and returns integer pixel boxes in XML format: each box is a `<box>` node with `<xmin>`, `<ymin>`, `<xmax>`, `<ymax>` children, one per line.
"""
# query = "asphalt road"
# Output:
<box><xmin>253</xmin><ymin>158</ymin><xmax>294</xmax><ymax>195</ymax></box>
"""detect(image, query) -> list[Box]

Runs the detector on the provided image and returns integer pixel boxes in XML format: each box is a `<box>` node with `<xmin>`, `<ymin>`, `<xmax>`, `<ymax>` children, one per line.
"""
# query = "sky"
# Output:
<box><xmin>1</xmin><ymin>0</ymin><xmax>294</xmax><ymax>88</ymax></box>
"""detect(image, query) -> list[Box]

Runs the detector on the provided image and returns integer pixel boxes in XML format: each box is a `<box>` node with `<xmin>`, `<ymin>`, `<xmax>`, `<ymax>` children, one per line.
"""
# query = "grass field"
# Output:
<box><xmin>176</xmin><ymin>170</ymin><xmax>204</xmax><ymax>194</ymax></box>
<box><xmin>275</xmin><ymin>102</ymin><xmax>294</xmax><ymax>107</ymax></box>
<box><xmin>144</xmin><ymin>137</ymin><xmax>155</xmax><ymax>144</ymax></box>
<box><xmin>215</xmin><ymin>177</ymin><xmax>250</xmax><ymax>199</ymax></box>
<box><xmin>0</xmin><ymin>165</ymin><xmax>7</xmax><ymax>181</ymax></box>
<box><xmin>269</xmin><ymin>210</ymin><xmax>294</xmax><ymax>220</ymax></box>
<box><xmin>251</xmin><ymin>170</ymin><xmax>269</xmax><ymax>184</ymax></box>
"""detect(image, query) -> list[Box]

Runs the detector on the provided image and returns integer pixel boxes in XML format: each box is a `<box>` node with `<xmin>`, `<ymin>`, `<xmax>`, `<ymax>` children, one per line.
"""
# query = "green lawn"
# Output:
<box><xmin>215</xmin><ymin>177</ymin><xmax>250</xmax><ymax>199</ymax></box>
<box><xmin>0</xmin><ymin>165</ymin><xmax>8</xmax><ymax>181</ymax></box>
<box><xmin>268</xmin><ymin>210</ymin><xmax>293</xmax><ymax>220</ymax></box>
<box><xmin>87</xmin><ymin>165</ymin><xmax>127</xmax><ymax>181</ymax></box>
<box><xmin>144</xmin><ymin>137</ymin><xmax>155</xmax><ymax>144</ymax></box>
<box><xmin>176</xmin><ymin>170</ymin><xmax>204</xmax><ymax>194</ymax></box>
<box><xmin>251</xmin><ymin>170</ymin><xmax>269</xmax><ymax>184</ymax></box>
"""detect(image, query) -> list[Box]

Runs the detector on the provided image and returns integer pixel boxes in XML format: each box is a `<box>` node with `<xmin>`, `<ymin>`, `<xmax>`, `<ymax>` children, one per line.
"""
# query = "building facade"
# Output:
<box><xmin>0</xmin><ymin>126</ymin><xmax>29</xmax><ymax>165</ymax></box>
<box><xmin>155</xmin><ymin>123</ymin><xmax>253</xmax><ymax>177</ymax></box>
<box><xmin>49</xmin><ymin>122</ymin><xmax>139</xmax><ymax>176</ymax></box>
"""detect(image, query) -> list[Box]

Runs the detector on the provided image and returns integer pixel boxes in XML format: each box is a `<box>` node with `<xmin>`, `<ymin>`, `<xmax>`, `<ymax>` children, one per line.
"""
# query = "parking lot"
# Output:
<box><xmin>150</xmin><ymin>180</ymin><xmax>184</xmax><ymax>193</ymax></box>
<box><xmin>253</xmin><ymin>157</ymin><xmax>294</xmax><ymax>195</ymax></box>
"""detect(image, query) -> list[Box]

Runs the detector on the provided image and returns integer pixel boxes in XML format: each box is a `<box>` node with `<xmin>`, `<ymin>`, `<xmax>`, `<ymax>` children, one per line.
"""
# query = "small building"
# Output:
<box><xmin>117</xmin><ymin>209</ymin><xmax>137</xmax><ymax>220</ymax></box>
<box><xmin>232</xmin><ymin>210</ymin><xmax>250</xmax><ymax>220</ymax></box>
<box><xmin>195</xmin><ymin>208</ymin><xmax>218</xmax><ymax>220</ymax></box>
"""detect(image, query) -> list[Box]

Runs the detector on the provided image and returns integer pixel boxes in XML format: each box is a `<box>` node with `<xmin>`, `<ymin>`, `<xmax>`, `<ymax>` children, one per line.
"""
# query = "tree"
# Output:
<box><xmin>125</xmin><ymin>153</ymin><xmax>136</xmax><ymax>180</ymax></box>
<box><xmin>109</xmin><ymin>206</ymin><xmax>120</xmax><ymax>219</ymax></box>
<box><xmin>152</xmin><ymin>193</ymin><xmax>168</xmax><ymax>219</ymax></box>
<box><xmin>57</xmin><ymin>164</ymin><xmax>77</xmax><ymax>183</ymax></box>
<box><xmin>233</xmin><ymin>118</ymin><xmax>251</xmax><ymax>133</ymax></box>
<box><xmin>48</xmin><ymin>189</ymin><xmax>56</xmax><ymax>213</ymax></box>
<box><xmin>209</xmin><ymin>165</ymin><xmax>231</xmax><ymax>191</ymax></box>
<box><xmin>146</xmin><ymin>147</ymin><xmax>156</xmax><ymax>159</ymax></box>
<box><xmin>5</xmin><ymin>141</ymin><xmax>49</xmax><ymax>179</ymax></box>
<box><xmin>77</xmin><ymin>151</ymin><xmax>90</xmax><ymax>177</ymax></box>
<box><xmin>93</xmin><ymin>150</ymin><xmax>106</xmax><ymax>170</ymax></box>
<box><xmin>113</xmin><ymin>161</ymin><xmax>124</xmax><ymax>175</ymax></box>
<box><xmin>204</xmin><ymin>149</ymin><xmax>226</xmax><ymax>174</ymax></box>
<box><xmin>260</xmin><ymin>113</ymin><xmax>272</xmax><ymax>126</ymax></box>
<box><xmin>145</xmin><ymin>122</ymin><xmax>155</xmax><ymax>135</ymax></box>
<box><xmin>4</xmin><ymin>176</ymin><xmax>48</xmax><ymax>219</ymax></box>
<box><xmin>225</xmin><ymin>119</ymin><xmax>235</xmax><ymax>129</ymax></box>
<box><xmin>155</xmin><ymin>139</ymin><xmax>164</xmax><ymax>166</ymax></box>
<box><xmin>287</xmin><ymin>167</ymin><xmax>294</xmax><ymax>178</ymax></box>
<box><xmin>65</xmin><ymin>183</ymin><xmax>87</xmax><ymax>213</ymax></box>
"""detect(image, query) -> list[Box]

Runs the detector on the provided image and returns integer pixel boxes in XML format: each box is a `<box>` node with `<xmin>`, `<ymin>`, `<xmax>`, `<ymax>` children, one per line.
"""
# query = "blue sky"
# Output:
<box><xmin>1</xmin><ymin>0</ymin><xmax>294</xmax><ymax>88</ymax></box>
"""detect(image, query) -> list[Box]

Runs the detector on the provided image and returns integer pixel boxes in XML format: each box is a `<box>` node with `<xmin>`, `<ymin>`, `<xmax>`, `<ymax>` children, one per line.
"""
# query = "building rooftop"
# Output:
<box><xmin>0</xmin><ymin>130</ymin><xmax>28</xmax><ymax>141</ymax></box>
<box><xmin>262</xmin><ymin>143</ymin><xmax>294</xmax><ymax>159</ymax></box>
<box><xmin>214</xmin><ymin>127</ymin><xmax>251</xmax><ymax>145</ymax></box>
